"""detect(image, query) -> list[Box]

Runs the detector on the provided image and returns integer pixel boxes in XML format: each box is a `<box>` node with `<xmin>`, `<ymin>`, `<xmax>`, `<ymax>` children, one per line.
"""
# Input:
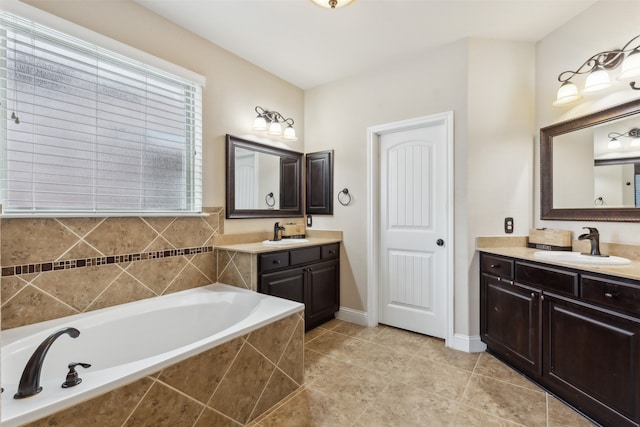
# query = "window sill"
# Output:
<box><xmin>0</xmin><ymin>212</ymin><xmax>210</xmax><ymax>219</ymax></box>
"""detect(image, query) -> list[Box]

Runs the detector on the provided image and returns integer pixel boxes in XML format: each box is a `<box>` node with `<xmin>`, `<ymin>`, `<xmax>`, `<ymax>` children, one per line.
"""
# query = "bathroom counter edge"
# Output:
<box><xmin>479</xmin><ymin>246</ymin><xmax>640</xmax><ymax>282</ymax></box>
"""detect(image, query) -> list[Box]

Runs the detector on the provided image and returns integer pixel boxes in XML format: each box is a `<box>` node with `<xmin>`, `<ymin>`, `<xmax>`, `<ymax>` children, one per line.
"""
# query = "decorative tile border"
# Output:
<box><xmin>1</xmin><ymin>246</ymin><xmax>214</xmax><ymax>277</ymax></box>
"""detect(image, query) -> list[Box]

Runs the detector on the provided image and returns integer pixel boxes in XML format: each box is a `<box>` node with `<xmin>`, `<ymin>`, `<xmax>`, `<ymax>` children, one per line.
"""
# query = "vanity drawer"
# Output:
<box><xmin>480</xmin><ymin>254</ymin><xmax>514</xmax><ymax>279</ymax></box>
<box><xmin>259</xmin><ymin>252</ymin><xmax>290</xmax><ymax>273</ymax></box>
<box><xmin>291</xmin><ymin>246</ymin><xmax>321</xmax><ymax>266</ymax></box>
<box><xmin>581</xmin><ymin>275</ymin><xmax>640</xmax><ymax>315</ymax></box>
<box><xmin>516</xmin><ymin>261</ymin><xmax>578</xmax><ymax>297</ymax></box>
<box><xmin>322</xmin><ymin>243</ymin><xmax>340</xmax><ymax>260</ymax></box>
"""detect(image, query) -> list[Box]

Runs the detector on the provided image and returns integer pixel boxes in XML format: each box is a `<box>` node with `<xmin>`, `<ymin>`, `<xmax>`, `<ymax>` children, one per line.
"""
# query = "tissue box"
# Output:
<box><xmin>282</xmin><ymin>223</ymin><xmax>305</xmax><ymax>238</ymax></box>
<box><xmin>527</xmin><ymin>229</ymin><xmax>572</xmax><ymax>251</ymax></box>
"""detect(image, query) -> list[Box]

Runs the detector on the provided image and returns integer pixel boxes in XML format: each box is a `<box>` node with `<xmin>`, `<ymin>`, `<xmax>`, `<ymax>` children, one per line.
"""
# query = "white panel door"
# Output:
<box><xmin>379</xmin><ymin>123</ymin><xmax>448</xmax><ymax>338</ymax></box>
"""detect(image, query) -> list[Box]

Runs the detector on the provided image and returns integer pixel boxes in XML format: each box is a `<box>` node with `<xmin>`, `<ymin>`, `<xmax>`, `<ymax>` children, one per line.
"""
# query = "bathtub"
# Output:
<box><xmin>1</xmin><ymin>283</ymin><xmax>304</xmax><ymax>426</ymax></box>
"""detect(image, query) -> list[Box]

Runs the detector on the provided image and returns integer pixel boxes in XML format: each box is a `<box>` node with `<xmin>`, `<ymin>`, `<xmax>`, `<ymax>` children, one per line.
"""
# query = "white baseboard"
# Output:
<box><xmin>447</xmin><ymin>333</ymin><xmax>487</xmax><ymax>353</ymax></box>
<box><xmin>335</xmin><ymin>307</ymin><xmax>368</xmax><ymax>326</ymax></box>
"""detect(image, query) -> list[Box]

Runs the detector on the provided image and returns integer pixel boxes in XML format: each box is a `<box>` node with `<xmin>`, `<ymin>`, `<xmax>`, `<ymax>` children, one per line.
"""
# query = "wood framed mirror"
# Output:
<box><xmin>541</xmin><ymin>98</ymin><xmax>640</xmax><ymax>222</ymax></box>
<box><xmin>225</xmin><ymin>134</ymin><xmax>303</xmax><ymax>219</ymax></box>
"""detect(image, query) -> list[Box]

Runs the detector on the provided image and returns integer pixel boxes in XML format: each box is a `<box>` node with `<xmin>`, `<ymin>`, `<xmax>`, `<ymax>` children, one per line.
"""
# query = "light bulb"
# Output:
<box><xmin>608</xmin><ymin>138</ymin><xmax>621</xmax><ymax>149</ymax></box>
<box><xmin>253</xmin><ymin>115</ymin><xmax>267</xmax><ymax>131</ymax></box>
<box><xmin>583</xmin><ymin>65</ymin><xmax>611</xmax><ymax>93</ymax></box>
<box><xmin>283</xmin><ymin>125</ymin><xmax>297</xmax><ymax>141</ymax></box>
<box><xmin>552</xmin><ymin>81</ymin><xmax>582</xmax><ymax>106</ymax></box>
<box><xmin>268</xmin><ymin>120</ymin><xmax>282</xmax><ymax>136</ymax></box>
<box><xmin>619</xmin><ymin>50</ymin><xmax>640</xmax><ymax>80</ymax></box>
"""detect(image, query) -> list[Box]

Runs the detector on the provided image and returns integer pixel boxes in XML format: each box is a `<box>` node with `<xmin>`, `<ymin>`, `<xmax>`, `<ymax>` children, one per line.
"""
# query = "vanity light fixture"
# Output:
<box><xmin>553</xmin><ymin>34</ymin><xmax>640</xmax><ymax>106</ymax></box>
<box><xmin>607</xmin><ymin>128</ymin><xmax>640</xmax><ymax>149</ymax></box>
<box><xmin>252</xmin><ymin>106</ymin><xmax>297</xmax><ymax>141</ymax></box>
<box><xmin>310</xmin><ymin>0</ymin><xmax>355</xmax><ymax>9</ymax></box>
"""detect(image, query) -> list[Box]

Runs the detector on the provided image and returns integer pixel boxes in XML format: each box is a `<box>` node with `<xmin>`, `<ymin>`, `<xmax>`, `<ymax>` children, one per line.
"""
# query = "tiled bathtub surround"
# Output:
<box><xmin>24</xmin><ymin>311</ymin><xmax>304</xmax><ymax>427</ymax></box>
<box><xmin>0</xmin><ymin>208</ymin><xmax>224</xmax><ymax>329</ymax></box>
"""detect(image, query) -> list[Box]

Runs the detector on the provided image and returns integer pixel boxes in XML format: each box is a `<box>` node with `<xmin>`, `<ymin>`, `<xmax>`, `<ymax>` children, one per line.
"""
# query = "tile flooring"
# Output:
<box><xmin>250</xmin><ymin>319</ymin><xmax>597</xmax><ymax>427</ymax></box>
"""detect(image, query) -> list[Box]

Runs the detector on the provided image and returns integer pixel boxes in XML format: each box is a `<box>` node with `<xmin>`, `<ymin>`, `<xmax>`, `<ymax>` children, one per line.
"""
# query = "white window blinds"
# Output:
<box><xmin>0</xmin><ymin>12</ymin><xmax>203</xmax><ymax>215</ymax></box>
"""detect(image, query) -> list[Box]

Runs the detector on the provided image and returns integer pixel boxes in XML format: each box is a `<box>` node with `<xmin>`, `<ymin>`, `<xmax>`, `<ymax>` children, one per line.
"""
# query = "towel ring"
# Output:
<box><xmin>265</xmin><ymin>192</ymin><xmax>275</xmax><ymax>208</ymax></box>
<box><xmin>338</xmin><ymin>188</ymin><xmax>352</xmax><ymax>206</ymax></box>
<box><xmin>594</xmin><ymin>196</ymin><xmax>604</xmax><ymax>206</ymax></box>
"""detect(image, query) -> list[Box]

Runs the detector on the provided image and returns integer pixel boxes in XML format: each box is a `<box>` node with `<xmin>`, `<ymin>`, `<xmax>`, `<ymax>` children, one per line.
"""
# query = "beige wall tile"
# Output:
<box><xmin>125</xmin><ymin>381</ymin><xmax>204</xmax><ymax>426</ymax></box>
<box><xmin>57</xmin><ymin>217</ymin><xmax>104</xmax><ymax>237</ymax></box>
<box><xmin>86</xmin><ymin>272</ymin><xmax>155</xmax><ymax>311</ymax></box>
<box><xmin>161</xmin><ymin>217</ymin><xmax>214</xmax><ymax>248</ymax></box>
<box><xmin>164</xmin><ymin>262</ymin><xmax>211</xmax><ymax>294</ymax></box>
<box><xmin>209</xmin><ymin>343</ymin><xmax>275</xmax><ymax>424</ymax></box>
<box><xmin>247</xmin><ymin>313</ymin><xmax>299</xmax><ymax>364</ymax></box>
<box><xmin>159</xmin><ymin>338</ymin><xmax>243</xmax><ymax>404</ymax></box>
<box><xmin>32</xmin><ymin>265</ymin><xmax>123</xmax><ymax>311</ymax></box>
<box><xmin>2</xmin><ymin>218</ymin><xmax>80</xmax><ymax>265</ymax></box>
<box><xmin>1</xmin><ymin>274</ymin><xmax>31</xmax><ymax>302</ymax></box>
<box><xmin>125</xmin><ymin>256</ymin><xmax>188</xmax><ymax>295</ymax></box>
<box><xmin>84</xmin><ymin>217</ymin><xmax>158</xmax><ymax>255</ymax></box>
<box><xmin>2</xmin><ymin>285</ymin><xmax>77</xmax><ymax>329</ymax></box>
<box><xmin>24</xmin><ymin>377</ymin><xmax>154</xmax><ymax>427</ymax></box>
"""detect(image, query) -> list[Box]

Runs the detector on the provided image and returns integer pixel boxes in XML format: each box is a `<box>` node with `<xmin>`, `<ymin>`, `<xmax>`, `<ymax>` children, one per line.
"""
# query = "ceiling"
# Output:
<box><xmin>135</xmin><ymin>0</ymin><xmax>598</xmax><ymax>90</ymax></box>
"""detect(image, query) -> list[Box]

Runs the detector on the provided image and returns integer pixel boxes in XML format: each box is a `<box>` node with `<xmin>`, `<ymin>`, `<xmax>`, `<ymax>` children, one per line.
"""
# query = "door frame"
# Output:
<box><xmin>366</xmin><ymin>112</ymin><xmax>454</xmax><ymax>345</ymax></box>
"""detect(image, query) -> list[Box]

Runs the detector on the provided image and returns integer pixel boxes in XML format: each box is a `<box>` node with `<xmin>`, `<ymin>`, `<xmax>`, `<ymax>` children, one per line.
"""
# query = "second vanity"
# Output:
<box><xmin>480</xmin><ymin>247</ymin><xmax>640</xmax><ymax>427</ymax></box>
<box><xmin>215</xmin><ymin>232</ymin><xmax>342</xmax><ymax>331</ymax></box>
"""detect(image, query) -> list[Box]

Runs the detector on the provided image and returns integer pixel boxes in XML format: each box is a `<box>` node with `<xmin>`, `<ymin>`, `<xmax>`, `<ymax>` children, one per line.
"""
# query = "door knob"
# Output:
<box><xmin>436</xmin><ymin>239</ymin><xmax>445</xmax><ymax>246</ymax></box>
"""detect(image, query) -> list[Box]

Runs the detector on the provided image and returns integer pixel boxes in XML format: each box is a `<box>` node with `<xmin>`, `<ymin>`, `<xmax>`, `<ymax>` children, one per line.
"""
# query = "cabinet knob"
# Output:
<box><xmin>540</xmin><ymin>295</ymin><xmax>545</xmax><ymax>301</ymax></box>
<box><xmin>604</xmin><ymin>292</ymin><xmax>618</xmax><ymax>298</ymax></box>
<box><xmin>531</xmin><ymin>292</ymin><xmax>536</xmax><ymax>298</ymax></box>
<box><xmin>329</xmin><ymin>250</ymin><xmax>336</xmax><ymax>254</ymax></box>
<box><xmin>490</xmin><ymin>264</ymin><xmax>500</xmax><ymax>269</ymax></box>
<box><xmin>273</xmin><ymin>260</ymin><xmax>280</xmax><ymax>264</ymax></box>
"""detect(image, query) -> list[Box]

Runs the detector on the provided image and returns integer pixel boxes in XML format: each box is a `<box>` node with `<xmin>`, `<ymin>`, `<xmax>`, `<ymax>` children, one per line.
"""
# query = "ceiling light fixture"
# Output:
<box><xmin>252</xmin><ymin>106</ymin><xmax>297</xmax><ymax>141</ymax></box>
<box><xmin>553</xmin><ymin>34</ymin><xmax>640</xmax><ymax>106</ymax></box>
<box><xmin>310</xmin><ymin>0</ymin><xmax>355</xmax><ymax>9</ymax></box>
<box><xmin>608</xmin><ymin>127</ymin><xmax>640</xmax><ymax>149</ymax></box>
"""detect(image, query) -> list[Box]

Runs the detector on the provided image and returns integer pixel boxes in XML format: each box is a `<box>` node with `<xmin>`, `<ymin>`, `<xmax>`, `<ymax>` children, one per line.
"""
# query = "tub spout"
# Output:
<box><xmin>14</xmin><ymin>327</ymin><xmax>80</xmax><ymax>399</ymax></box>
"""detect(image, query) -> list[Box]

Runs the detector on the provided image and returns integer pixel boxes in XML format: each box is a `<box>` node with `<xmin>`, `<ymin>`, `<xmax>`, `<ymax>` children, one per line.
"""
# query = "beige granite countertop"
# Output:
<box><xmin>479</xmin><ymin>245</ymin><xmax>640</xmax><ymax>282</ymax></box>
<box><xmin>214</xmin><ymin>230</ymin><xmax>342</xmax><ymax>254</ymax></box>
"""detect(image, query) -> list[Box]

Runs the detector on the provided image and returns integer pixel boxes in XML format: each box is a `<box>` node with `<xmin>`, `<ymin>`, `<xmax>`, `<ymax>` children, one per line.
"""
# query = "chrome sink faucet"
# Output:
<box><xmin>578</xmin><ymin>227</ymin><xmax>603</xmax><ymax>256</ymax></box>
<box><xmin>273</xmin><ymin>222</ymin><xmax>285</xmax><ymax>241</ymax></box>
<box><xmin>14</xmin><ymin>327</ymin><xmax>80</xmax><ymax>399</ymax></box>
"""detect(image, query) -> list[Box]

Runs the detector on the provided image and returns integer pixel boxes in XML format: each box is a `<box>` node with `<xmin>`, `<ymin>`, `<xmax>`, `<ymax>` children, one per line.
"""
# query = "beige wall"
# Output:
<box><xmin>304</xmin><ymin>38</ymin><xmax>536</xmax><ymax>339</ymax></box>
<box><xmin>535</xmin><ymin>0</ymin><xmax>640</xmax><ymax>241</ymax></box>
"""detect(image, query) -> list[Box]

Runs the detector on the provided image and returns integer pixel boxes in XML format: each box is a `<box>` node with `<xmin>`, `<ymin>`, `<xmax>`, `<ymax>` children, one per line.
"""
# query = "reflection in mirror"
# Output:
<box><xmin>226</xmin><ymin>134</ymin><xmax>303</xmax><ymax>219</ymax></box>
<box><xmin>541</xmin><ymin>98</ymin><xmax>640</xmax><ymax>222</ymax></box>
<box><xmin>234</xmin><ymin>147</ymin><xmax>281</xmax><ymax>210</ymax></box>
<box><xmin>552</xmin><ymin>115</ymin><xmax>640</xmax><ymax>209</ymax></box>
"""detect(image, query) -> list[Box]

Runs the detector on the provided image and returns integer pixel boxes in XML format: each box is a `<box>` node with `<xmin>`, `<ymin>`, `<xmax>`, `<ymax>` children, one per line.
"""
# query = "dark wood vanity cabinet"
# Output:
<box><xmin>259</xmin><ymin>243</ymin><xmax>340</xmax><ymax>331</ymax></box>
<box><xmin>480</xmin><ymin>264</ymin><xmax>541</xmax><ymax>378</ymax></box>
<box><xmin>480</xmin><ymin>252</ymin><xmax>640</xmax><ymax>427</ymax></box>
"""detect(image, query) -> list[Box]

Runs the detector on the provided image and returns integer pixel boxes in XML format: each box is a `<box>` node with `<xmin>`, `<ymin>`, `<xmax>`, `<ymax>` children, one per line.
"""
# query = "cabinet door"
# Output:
<box><xmin>260</xmin><ymin>267</ymin><xmax>305</xmax><ymax>304</ymax></box>
<box><xmin>305</xmin><ymin>150</ymin><xmax>334</xmax><ymax>215</ymax></box>
<box><xmin>544</xmin><ymin>294</ymin><xmax>640</xmax><ymax>427</ymax></box>
<box><xmin>306</xmin><ymin>259</ymin><xmax>340</xmax><ymax>329</ymax></box>
<box><xmin>480</xmin><ymin>273</ymin><xmax>541</xmax><ymax>377</ymax></box>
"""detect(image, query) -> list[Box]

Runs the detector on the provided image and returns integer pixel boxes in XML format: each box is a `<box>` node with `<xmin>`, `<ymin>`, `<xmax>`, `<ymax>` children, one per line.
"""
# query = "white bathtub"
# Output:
<box><xmin>1</xmin><ymin>283</ymin><xmax>304</xmax><ymax>426</ymax></box>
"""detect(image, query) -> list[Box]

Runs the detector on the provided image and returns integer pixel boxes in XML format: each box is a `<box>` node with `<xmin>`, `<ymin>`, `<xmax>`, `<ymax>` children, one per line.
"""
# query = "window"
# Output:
<box><xmin>0</xmin><ymin>12</ymin><xmax>203</xmax><ymax>215</ymax></box>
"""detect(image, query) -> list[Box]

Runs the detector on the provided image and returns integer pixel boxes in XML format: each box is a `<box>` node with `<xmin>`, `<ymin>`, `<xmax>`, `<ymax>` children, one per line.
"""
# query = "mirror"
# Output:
<box><xmin>225</xmin><ymin>134</ymin><xmax>303</xmax><ymax>219</ymax></box>
<box><xmin>541</xmin><ymin>98</ymin><xmax>640</xmax><ymax>222</ymax></box>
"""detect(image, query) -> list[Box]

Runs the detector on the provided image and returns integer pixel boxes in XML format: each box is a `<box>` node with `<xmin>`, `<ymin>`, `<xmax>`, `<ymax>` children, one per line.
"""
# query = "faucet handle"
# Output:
<box><xmin>582</xmin><ymin>227</ymin><xmax>599</xmax><ymax>234</ymax></box>
<box><xmin>61</xmin><ymin>362</ymin><xmax>91</xmax><ymax>388</ymax></box>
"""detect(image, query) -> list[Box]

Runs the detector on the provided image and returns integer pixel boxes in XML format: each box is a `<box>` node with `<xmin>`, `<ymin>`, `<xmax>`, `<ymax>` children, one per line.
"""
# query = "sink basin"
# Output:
<box><xmin>533</xmin><ymin>251</ymin><xmax>631</xmax><ymax>265</ymax></box>
<box><xmin>262</xmin><ymin>238</ymin><xmax>310</xmax><ymax>245</ymax></box>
